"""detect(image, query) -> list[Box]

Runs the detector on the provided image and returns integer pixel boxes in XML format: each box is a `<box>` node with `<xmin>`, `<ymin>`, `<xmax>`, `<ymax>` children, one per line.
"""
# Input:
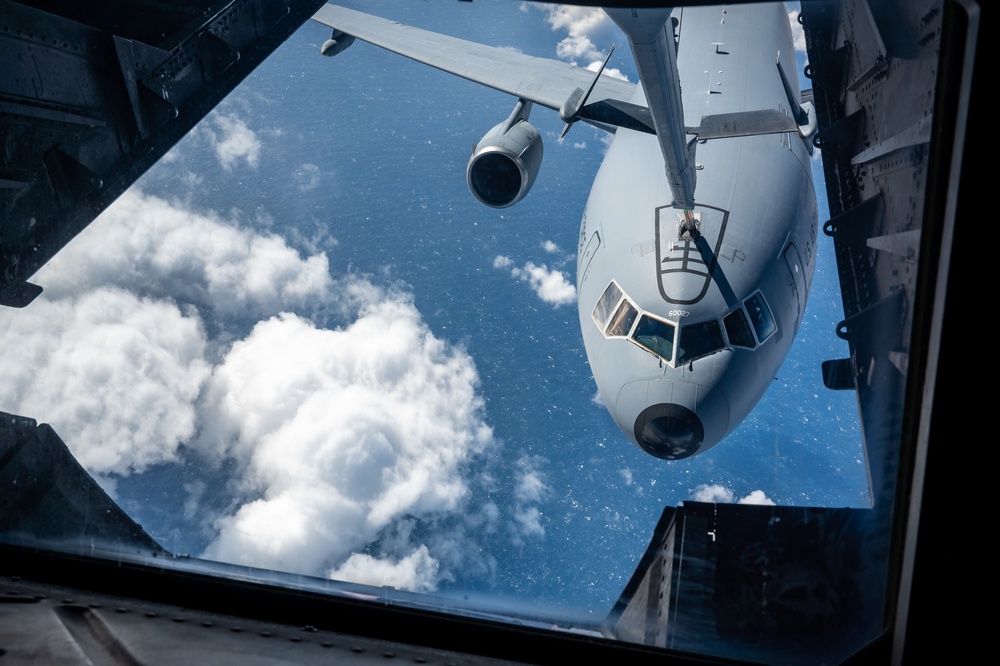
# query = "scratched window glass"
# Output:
<box><xmin>1</xmin><ymin>0</ymin><xmax>948</xmax><ymax>663</ymax></box>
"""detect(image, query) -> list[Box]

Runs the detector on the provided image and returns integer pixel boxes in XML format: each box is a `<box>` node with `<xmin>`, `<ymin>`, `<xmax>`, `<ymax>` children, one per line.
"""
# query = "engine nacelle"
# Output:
<box><xmin>321</xmin><ymin>31</ymin><xmax>355</xmax><ymax>57</ymax></box>
<box><xmin>467</xmin><ymin>119</ymin><xmax>543</xmax><ymax>208</ymax></box>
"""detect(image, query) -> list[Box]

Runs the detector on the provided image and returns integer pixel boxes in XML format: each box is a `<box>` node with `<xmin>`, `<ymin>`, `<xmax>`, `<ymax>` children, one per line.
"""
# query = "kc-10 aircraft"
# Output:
<box><xmin>313</xmin><ymin>3</ymin><xmax>818</xmax><ymax>460</ymax></box>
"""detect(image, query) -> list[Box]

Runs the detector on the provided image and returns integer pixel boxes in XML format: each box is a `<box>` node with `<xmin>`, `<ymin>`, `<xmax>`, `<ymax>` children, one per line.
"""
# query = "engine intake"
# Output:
<box><xmin>467</xmin><ymin>116</ymin><xmax>543</xmax><ymax>208</ymax></box>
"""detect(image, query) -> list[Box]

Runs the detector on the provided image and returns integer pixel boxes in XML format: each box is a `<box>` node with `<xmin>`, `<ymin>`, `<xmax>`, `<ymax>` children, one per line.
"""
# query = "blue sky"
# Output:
<box><xmin>0</xmin><ymin>1</ymin><xmax>865</xmax><ymax>617</ymax></box>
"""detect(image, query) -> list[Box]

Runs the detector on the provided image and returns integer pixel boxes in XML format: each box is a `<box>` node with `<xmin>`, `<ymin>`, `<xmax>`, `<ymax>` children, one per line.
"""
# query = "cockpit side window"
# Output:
<box><xmin>676</xmin><ymin>319</ymin><xmax>725</xmax><ymax>365</ymax></box>
<box><xmin>593</xmin><ymin>280</ymin><xmax>641</xmax><ymax>339</ymax></box>
<box><xmin>744</xmin><ymin>291</ymin><xmax>776</xmax><ymax>343</ymax></box>
<box><xmin>607</xmin><ymin>299</ymin><xmax>639</xmax><ymax>337</ymax></box>
<box><xmin>631</xmin><ymin>315</ymin><xmax>675</xmax><ymax>361</ymax></box>
<box><xmin>592</xmin><ymin>281</ymin><xmax>623</xmax><ymax>329</ymax></box>
<box><xmin>723</xmin><ymin>308</ymin><xmax>756</xmax><ymax>348</ymax></box>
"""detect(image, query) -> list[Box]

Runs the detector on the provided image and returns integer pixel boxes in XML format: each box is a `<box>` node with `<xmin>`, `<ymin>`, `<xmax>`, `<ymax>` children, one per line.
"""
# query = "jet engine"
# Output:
<box><xmin>467</xmin><ymin>101</ymin><xmax>543</xmax><ymax>208</ymax></box>
<box><xmin>320</xmin><ymin>30</ymin><xmax>355</xmax><ymax>57</ymax></box>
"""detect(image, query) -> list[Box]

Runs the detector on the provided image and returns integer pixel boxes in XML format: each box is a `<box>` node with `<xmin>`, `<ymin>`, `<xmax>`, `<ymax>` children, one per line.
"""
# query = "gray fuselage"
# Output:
<box><xmin>577</xmin><ymin>3</ymin><xmax>817</xmax><ymax>459</ymax></box>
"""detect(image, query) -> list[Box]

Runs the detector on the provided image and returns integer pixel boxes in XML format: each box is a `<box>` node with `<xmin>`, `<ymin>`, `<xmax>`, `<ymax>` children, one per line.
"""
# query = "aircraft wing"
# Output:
<box><xmin>311</xmin><ymin>4</ymin><xmax>637</xmax><ymax>114</ymax></box>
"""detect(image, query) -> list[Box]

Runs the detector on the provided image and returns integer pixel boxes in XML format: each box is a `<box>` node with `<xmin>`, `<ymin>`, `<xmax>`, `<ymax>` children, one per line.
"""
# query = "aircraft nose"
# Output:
<box><xmin>633</xmin><ymin>403</ymin><xmax>704</xmax><ymax>460</ymax></box>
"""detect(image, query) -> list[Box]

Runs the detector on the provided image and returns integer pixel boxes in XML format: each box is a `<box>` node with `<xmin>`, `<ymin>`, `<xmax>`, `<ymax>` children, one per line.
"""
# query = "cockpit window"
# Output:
<box><xmin>607</xmin><ymin>299</ymin><xmax>639</xmax><ymax>337</ymax></box>
<box><xmin>592</xmin><ymin>281</ymin><xmax>623</xmax><ymax>329</ymax></box>
<box><xmin>723</xmin><ymin>308</ymin><xmax>756</xmax><ymax>348</ymax></box>
<box><xmin>744</xmin><ymin>291</ymin><xmax>776</xmax><ymax>342</ymax></box>
<box><xmin>631</xmin><ymin>315</ymin><xmax>675</xmax><ymax>361</ymax></box>
<box><xmin>676</xmin><ymin>319</ymin><xmax>726</xmax><ymax>365</ymax></box>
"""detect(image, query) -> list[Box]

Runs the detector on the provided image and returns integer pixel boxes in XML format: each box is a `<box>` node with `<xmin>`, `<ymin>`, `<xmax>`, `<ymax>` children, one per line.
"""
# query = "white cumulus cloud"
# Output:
<box><xmin>536</xmin><ymin>5</ymin><xmax>629</xmax><ymax>82</ymax></box>
<box><xmin>691</xmin><ymin>484</ymin><xmax>775</xmax><ymax>505</ymax></box>
<box><xmin>514</xmin><ymin>262</ymin><xmax>576</xmax><ymax>306</ymax></box>
<box><xmin>495</xmin><ymin>256</ymin><xmax>576</xmax><ymax>307</ymax></box>
<box><xmin>6</xmin><ymin>188</ymin><xmax>502</xmax><ymax>592</ymax></box>
<box><xmin>34</xmin><ymin>189</ymin><xmax>334</xmax><ymax>322</ymax></box>
<box><xmin>543</xmin><ymin>5</ymin><xmax>611</xmax><ymax>62</ymax></box>
<box><xmin>738</xmin><ymin>490</ymin><xmax>776</xmax><ymax>506</ymax></box>
<box><xmin>0</xmin><ymin>289</ymin><xmax>210</xmax><ymax>476</ymax></box>
<box><xmin>330</xmin><ymin>546</ymin><xmax>441</xmax><ymax>593</ymax></box>
<box><xmin>514</xmin><ymin>507</ymin><xmax>545</xmax><ymax>540</ymax></box>
<box><xmin>692</xmin><ymin>484</ymin><xmax>736</xmax><ymax>503</ymax></box>
<box><xmin>3</xmin><ymin>189</ymin><xmax>340</xmax><ymax>478</ymax></box>
<box><xmin>789</xmin><ymin>10</ymin><xmax>807</xmax><ymax>53</ymax></box>
<box><xmin>195</xmin><ymin>297</ymin><xmax>496</xmax><ymax>583</ymax></box>
<box><xmin>584</xmin><ymin>61</ymin><xmax>629</xmax><ymax>82</ymax></box>
<box><xmin>515</xmin><ymin>466</ymin><xmax>548</xmax><ymax>505</ymax></box>
<box><xmin>509</xmin><ymin>455</ymin><xmax>549</xmax><ymax>542</ymax></box>
<box><xmin>209</xmin><ymin>113</ymin><xmax>262</xmax><ymax>171</ymax></box>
